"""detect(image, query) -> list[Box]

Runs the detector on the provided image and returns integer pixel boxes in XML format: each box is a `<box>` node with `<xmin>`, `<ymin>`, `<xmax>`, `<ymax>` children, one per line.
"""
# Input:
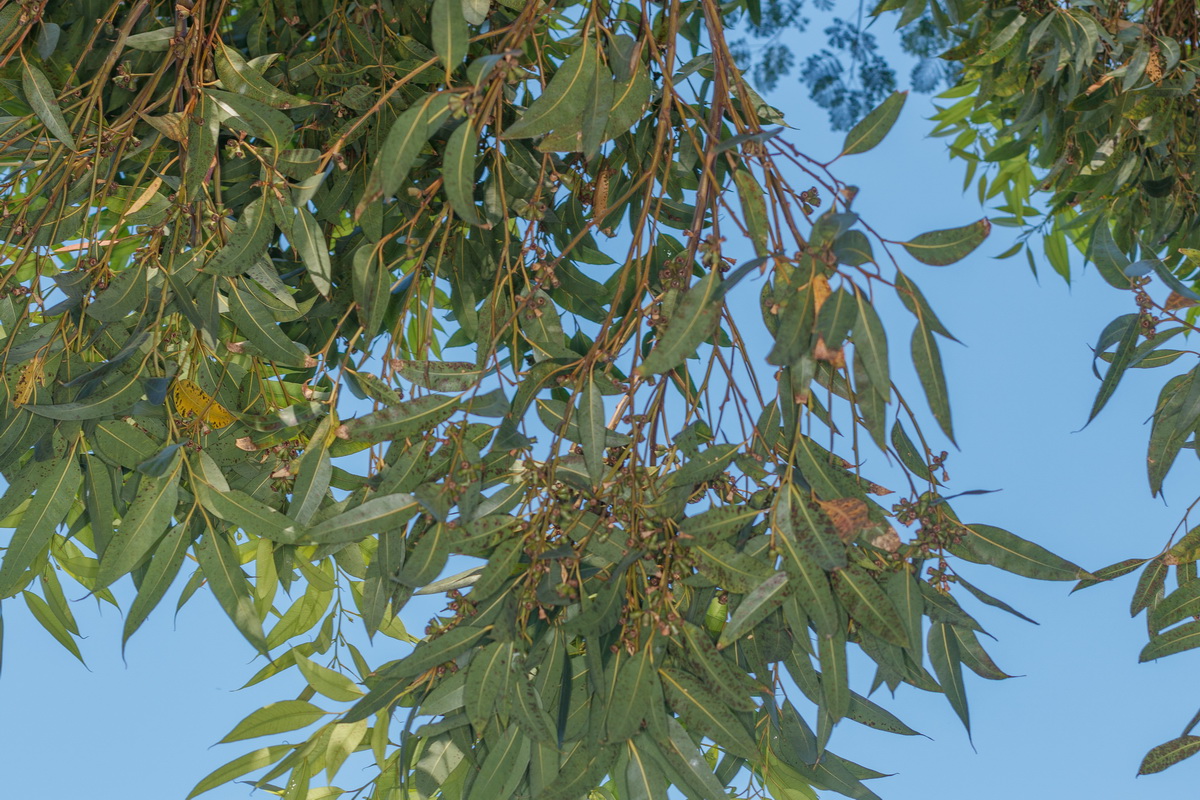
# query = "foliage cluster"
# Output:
<box><xmin>0</xmin><ymin>0</ymin><xmax>1185</xmax><ymax>797</ymax></box>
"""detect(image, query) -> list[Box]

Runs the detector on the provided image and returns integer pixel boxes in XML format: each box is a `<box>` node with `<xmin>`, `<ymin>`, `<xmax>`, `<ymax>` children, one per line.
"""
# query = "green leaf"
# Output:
<box><xmin>580</xmin><ymin>375</ymin><xmax>606</xmax><ymax>486</ymax></box>
<box><xmin>337</xmin><ymin>394</ymin><xmax>460</xmax><ymax>444</ymax></box>
<box><xmin>344</xmin><ymin>625</ymin><xmax>492</xmax><ymax>721</ymax></box>
<box><xmin>123</xmin><ymin>523</ymin><xmax>193</xmax><ymax>652</ymax></box>
<box><xmin>660</xmin><ymin>666</ymin><xmax>757</xmax><ymax>759</ymax></box>
<box><xmin>219</xmin><ymin>700</ymin><xmax>327</xmax><ymax>743</ymax></box>
<box><xmin>658</xmin><ymin>716</ymin><xmax>730</xmax><ymax>799</ymax></box>
<box><xmin>503</xmin><ymin>45</ymin><xmax>599</xmax><ymax>139</ymax></box>
<box><xmin>467</xmin><ymin>724</ymin><xmax>530</xmax><ymax>800</ymax></box>
<box><xmin>927</xmin><ymin>622</ymin><xmax>970</xmax><ymax>734</ymax></box>
<box><xmin>290</xmin><ymin>208</ymin><xmax>333</xmax><ymax>297</ymax></box>
<box><xmin>622</xmin><ymin>738</ymin><xmax>667</xmax><ymax>800</ymax></box>
<box><xmin>294</xmin><ymin>652</ymin><xmax>364</xmax><ymax>701</ymax></box>
<box><xmin>444</xmin><ymin>121</ymin><xmax>484</xmax><ymax>225</ymax></box>
<box><xmin>911</xmin><ymin>321</ymin><xmax>954</xmax><ymax>444</ymax></box>
<box><xmin>852</xmin><ymin>289</ymin><xmax>889</xmax><ymax>397</ymax></box>
<box><xmin>1138</xmin><ymin>736</ymin><xmax>1200</xmax><ymax>775</ymax></box>
<box><xmin>187</xmin><ymin>745</ymin><xmax>295</xmax><ymax>799</ymax></box>
<box><xmin>204</xmin><ymin>198</ymin><xmax>275</xmax><ymax>277</ymax></box>
<box><xmin>360</xmin><ymin>93</ymin><xmax>453</xmax><ymax>210</ymax></box>
<box><xmin>95</xmin><ymin>451</ymin><xmax>182</xmax><ymax>589</ymax></box>
<box><xmin>465</xmin><ymin>640</ymin><xmax>512</xmax><ymax>727</ymax></box>
<box><xmin>196</xmin><ymin>483</ymin><xmax>305</xmax><ymax>544</ymax></box>
<box><xmin>1131</xmin><ymin>556</ymin><xmax>1168</xmax><ymax>617</ymax></box>
<box><xmin>392</xmin><ymin>360</ymin><xmax>485</xmax><ymax>392</ymax></box>
<box><xmin>307</xmin><ymin>493</ymin><xmax>419</xmax><ymax>545</ymax></box>
<box><xmin>23</xmin><ymin>62</ymin><xmax>76</xmax><ymax>151</ymax></box>
<box><xmin>678</xmin><ymin>504</ymin><xmax>760</xmax><ymax>548</ymax></box>
<box><xmin>606</xmin><ymin>648</ymin><xmax>661</xmax><ymax>741</ymax></box>
<box><xmin>678</xmin><ymin>621</ymin><xmax>762</xmax><ymax>711</ymax></box>
<box><xmin>227</xmin><ymin>278</ymin><xmax>310</xmax><ymax>366</ymax></box>
<box><xmin>901</xmin><ymin>219</ymin><xmax>991</xmax><ymax>266</ymax></box>
<box><xmin>289</xmin><ymin>417</ymin><xmax>333</xmax><ymax>526</ymax></box>
<box><xmin>776</xmin><ymin>484</ymin><xmax>847</xmax><ymax>572</ymax></box>
<box><xmin>840</xmin><ymin>91</ymin><xmax>905</xmax><ymax>156</ymax></box>
<box><xmin>717</xmin><ymin>571</ymin><xmax>788</xmax><ymax>649</ymax></box>
<box><xmin>1087</xmin><ymin>313</ymin><xmax>1141</xmax><ymax>426</ymax></box>
<box><xmin>833</xmin><ymin>566</ymin><xmax>907</xmax><ymax>647</ymax></box>
<box><xmin>195</xmin><ymin>531</ymin><xmax>269</xmax><ymax>654</ymax></box>
<box><xmin>0</xmin><ymin>449</ymin><xmax>80</xmax><ymax>598</ymax></box>
<box><xmin>951</xmin><ymin>523</ymin><xmax>1088</xmax><ymax>581</ymax></box>
<box><xmin>214</xmin><ymin>41</ymin><xmax>310</xmax><ymax>108</ymax></box>
<box><xmin>734</xmin><ymin>168</ymin><xmax>770</xmax><ymax>257</ymax></box>
<box><xmin>431</xmin><ymin>0</ymin><xmax>469</xmax><ymax>71</ymax></box>
<box><xmin>394</xmin><ymin>523</ymin><xmax>453</xmax><ymax>588</ymax></box>
<box><xmin>1148</xmin><ymin>371</ymin><xmax>1200</xmax><ymax>496</ymax></box>
<box><xmin>25</xmin><ymin>368</ymin><xmax>146</xmax><ymax>420</ymax></box>
<box><xmin>638</xmin><ymin>270</ymin><xmax>727</xmax><ymax>375</ymax></box>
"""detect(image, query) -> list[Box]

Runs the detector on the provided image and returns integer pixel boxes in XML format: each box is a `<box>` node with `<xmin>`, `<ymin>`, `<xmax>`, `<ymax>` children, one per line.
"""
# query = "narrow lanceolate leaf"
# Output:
<box><xmin>25</xmin><ymin>367</ymin><xmax>146</xmax><ymax>420</ymax></box>
<box><xmin>678</xmin><ymin>621</ymin><xmax>763</xmax><ymax>711</ymax></box>
<box><xmin>927</xmin><ymin>623</ymin><xmax>970</xmax><ymax>734</ymax></box>
<box><xmin>950</xmin><ymin>523</ymin><xmax>1088</xmax><ymax>581</ymax></box>
<box><xmin>852</xmin><ymin>288</ymin><xmax>889</xmax><ymax>396</ymax></box>
<box><xmin>288</xmin><ymin>416</ymin><xmax>332</xmax><ymax>526</ymax></box>
<box><xmin>503</xmin><ymin>45</ymin><xmax>599</xmax><ymax>139</ymax></box>
<box><xmin>291</xmin><ymin>208</ymin><xmax>332</xmax><ymax>297</ymax></box>
<box><xmin>195</xmin><ymin>483</ymin><xmax>304</xmax><ymax>544</ymax></box>
<box><xmin>219</xmin><ymin>700</ymin><xmax>326</xmax><ymax>743</ymax></box>
<box><xmin>307</xmin><ymin>493</ymin><xmax>419</xmax><ymax>544</ymax></box>
<box><xmin>0</xmin><ymin>449</ymin><xmax>80</xmax><ymax>598</ymax></box>
<box><xmin>1138</xmin><ymin>736</ymin><xmax>1200</xmax><ymax>775</ymax></box>
<box><xmin>205</xmin><ymin>198</ymin><xmax>275</xmax><ymax>276</ymax></box>
<box><xmin>195</xmin><ymin>531</ymin><xmax>268</xmax><ymax>654</ymax></box>
<box><xmin>733</xmin><ymin>168</ymin><xmax>770</xmax><ymax>257</ymax></box>
<box><xmin>431</xmin><ymin>0</ymin><xmax>469</xmax><ymax>70</ymax></box>
<box><xmin>833</xmin><ymin>566</ymin><xmax>907</xmax><ymax>647</ymax></box>
<box><xmin>23</xmin><ymin>62</ymin><xmax>76</xmax><ymax>150</ymax></box>
<box><xmin>392</xmin><ymin>360</ymin><xmax>485</xmax><ymax>392</ymax></box>
<box><xmin>336</xmin><ymin>394</ymin><xmax>461</xmax><ymax>444</ymax></box>
<box><xmin>443</xmin><ymin>121</ymin><xmax>484</xmax><ymax>225</ymax></box>
<box><xmin>1131</xmin><ymin>556</ymin><xmax>1168</xmax><ymax>617</ymax></box>
<box><xmin>95</xmin><ymin>451</ymin><xmax>182</xmax><ymax>589</ymax></box>
<box><xmin>360</xmin><ymin>94</ymin><xmax>452</xmax><ymax>210</ymax></box>
<box><xmin>1140</xmin><ymin>621</ymin><xmax>1200</xmax><ymax>662</ymax></box>
<box><xmin>1088</xmin><ymin>313</ymin><xmax>1140</xmax><ymax>425</ymax></box>
<box><xmin>580</xmin><ymin>375</ymin><xmax>606</xmax><ymax>487</ymax></box>
<box><xmin>393</xmin><ymin>523</ymin><xmax>452</xmax><ymax>588</ymax></box>
<box><xmin>123</xmin><ymin>523</ymin><xmax>193</xmax><ymax>651</ymax></box>
<box><xmin>658</xmin><ymin>716</ymin><xmax>729</xmax><ymax>800</ymax></box>
<box><xmin>186</xmin><ymin>744</ymin><xmax>295</xmax><ymax>799</ymax></box>
<box><xmin>467</xmin><ymin>724</ymin><xmax>531</xmax><ymax>800</ymax></box>
<box><xmin>465</xmin><ymin>640</ymin><xmax>512</xmax><ymax>727</ymax></box>
<box><xmin>622</xmin><ymin>738</ymin><xmax>667</xmax><ymax>800</ymax></box>
<box><xmin>678</xmin><ymin>504</ymin><xmax>760</xmax><ymax>547</ymax></box>
<box><xmin>911</xmin><ymin>321</ymin><xmax>954</xmax><ymax>444</ymax></box>
<box><xmin>344</xmin><ymin>625</ymin><xmax>492</xmax><ymax>721</ymax></box>
<box><xmin>717</xmin><ymin>571</ymin><xmax>789</xmax><ymax>649</ymax></box>
<box><xmin>840</xmin><ymin>91</ymin><xmax>905</xmax><ymax>156</ymax></box>
<box><xmin>214</xmin><ymin>41</ymin><xmax>310</xmax><ymax>108</ymax></box>
<box><xmin>1148</xmin><ymin>371</ymin><xmax>1200</xmax><ymax>496</ymax></box>
<box><xmin>901</xmin><ymin>219</ymin><xmax>991</xmax><ymax>266</ymax></box>
<box><xmin>606</xmin><ymin>648</ymin><xmax>661</xmax><ymax>742</ymax></box>
<box><xmin>660</xmin><ymin>667</ymin><xmax>757</xmax><ymax>759</ymax></box>
<box><xmin>226</xmin><ymin>278</ymin><xmax>309</xmax><ymax>366</ymax></box>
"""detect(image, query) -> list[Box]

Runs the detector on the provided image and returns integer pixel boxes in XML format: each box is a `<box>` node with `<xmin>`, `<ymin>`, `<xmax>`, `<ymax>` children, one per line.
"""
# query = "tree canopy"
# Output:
<box><xmin>0</xmin><ymin>0</ymin><xmax>1198</xmax><ymax>797</ymax></box>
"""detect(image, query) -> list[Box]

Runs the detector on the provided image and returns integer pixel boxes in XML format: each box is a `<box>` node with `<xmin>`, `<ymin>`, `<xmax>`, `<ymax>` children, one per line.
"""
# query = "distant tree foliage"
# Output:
<box><xmin>913</xmin><ymin>0</ymin><xmax>1200</xmax><ymax>776</ymax></box>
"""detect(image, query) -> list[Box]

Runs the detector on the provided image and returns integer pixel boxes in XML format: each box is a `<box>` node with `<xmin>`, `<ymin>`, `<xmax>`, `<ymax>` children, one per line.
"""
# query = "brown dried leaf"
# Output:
<box><xmin>813</xmin><ymin>336</ymin><xmax>845</xmax><ymax>367</ymax></box>
<box><xmin>869</xmin><ymin>528</ymin><xmax>902</xmax><ymax>553</ymax></box>
<box><xmin>1164</xmin><ymin>291</ymin><xmax>1197</xmax><ymax>312</ymax></box>
<box><xmin>818</xmin><ymin>497</ymin><xmax>871</xmax><ymax>543</ymax></box>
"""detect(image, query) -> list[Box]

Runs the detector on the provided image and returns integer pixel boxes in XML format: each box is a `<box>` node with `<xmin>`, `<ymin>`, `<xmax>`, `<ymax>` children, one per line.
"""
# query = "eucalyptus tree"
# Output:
<box><xmin>0</xmin><ymin>1</ymin><xmax>1093</xmax><ymax>799</ymax></box>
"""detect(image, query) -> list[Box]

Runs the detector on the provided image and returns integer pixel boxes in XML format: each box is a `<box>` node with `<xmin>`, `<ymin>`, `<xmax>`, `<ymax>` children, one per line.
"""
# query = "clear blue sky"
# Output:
<box><xmin>2</xmin><ymin>15</ymin><xmax>1198</xmax><ymax>800</ymax></box>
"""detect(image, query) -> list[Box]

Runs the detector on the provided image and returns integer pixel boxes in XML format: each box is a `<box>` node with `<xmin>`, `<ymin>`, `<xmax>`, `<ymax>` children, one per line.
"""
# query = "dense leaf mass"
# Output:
<box><xmin>0</xmin><ymin>0</ymin><xmax>1127</xmax><ymax>798</ymax></box>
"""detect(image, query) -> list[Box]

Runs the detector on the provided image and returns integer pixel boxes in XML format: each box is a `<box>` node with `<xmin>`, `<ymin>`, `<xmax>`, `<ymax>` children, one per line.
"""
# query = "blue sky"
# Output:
<box><xmin>3</xmin><ymin>15</ymin><xmax>1199</xmax><ymax>800</ymax></box>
